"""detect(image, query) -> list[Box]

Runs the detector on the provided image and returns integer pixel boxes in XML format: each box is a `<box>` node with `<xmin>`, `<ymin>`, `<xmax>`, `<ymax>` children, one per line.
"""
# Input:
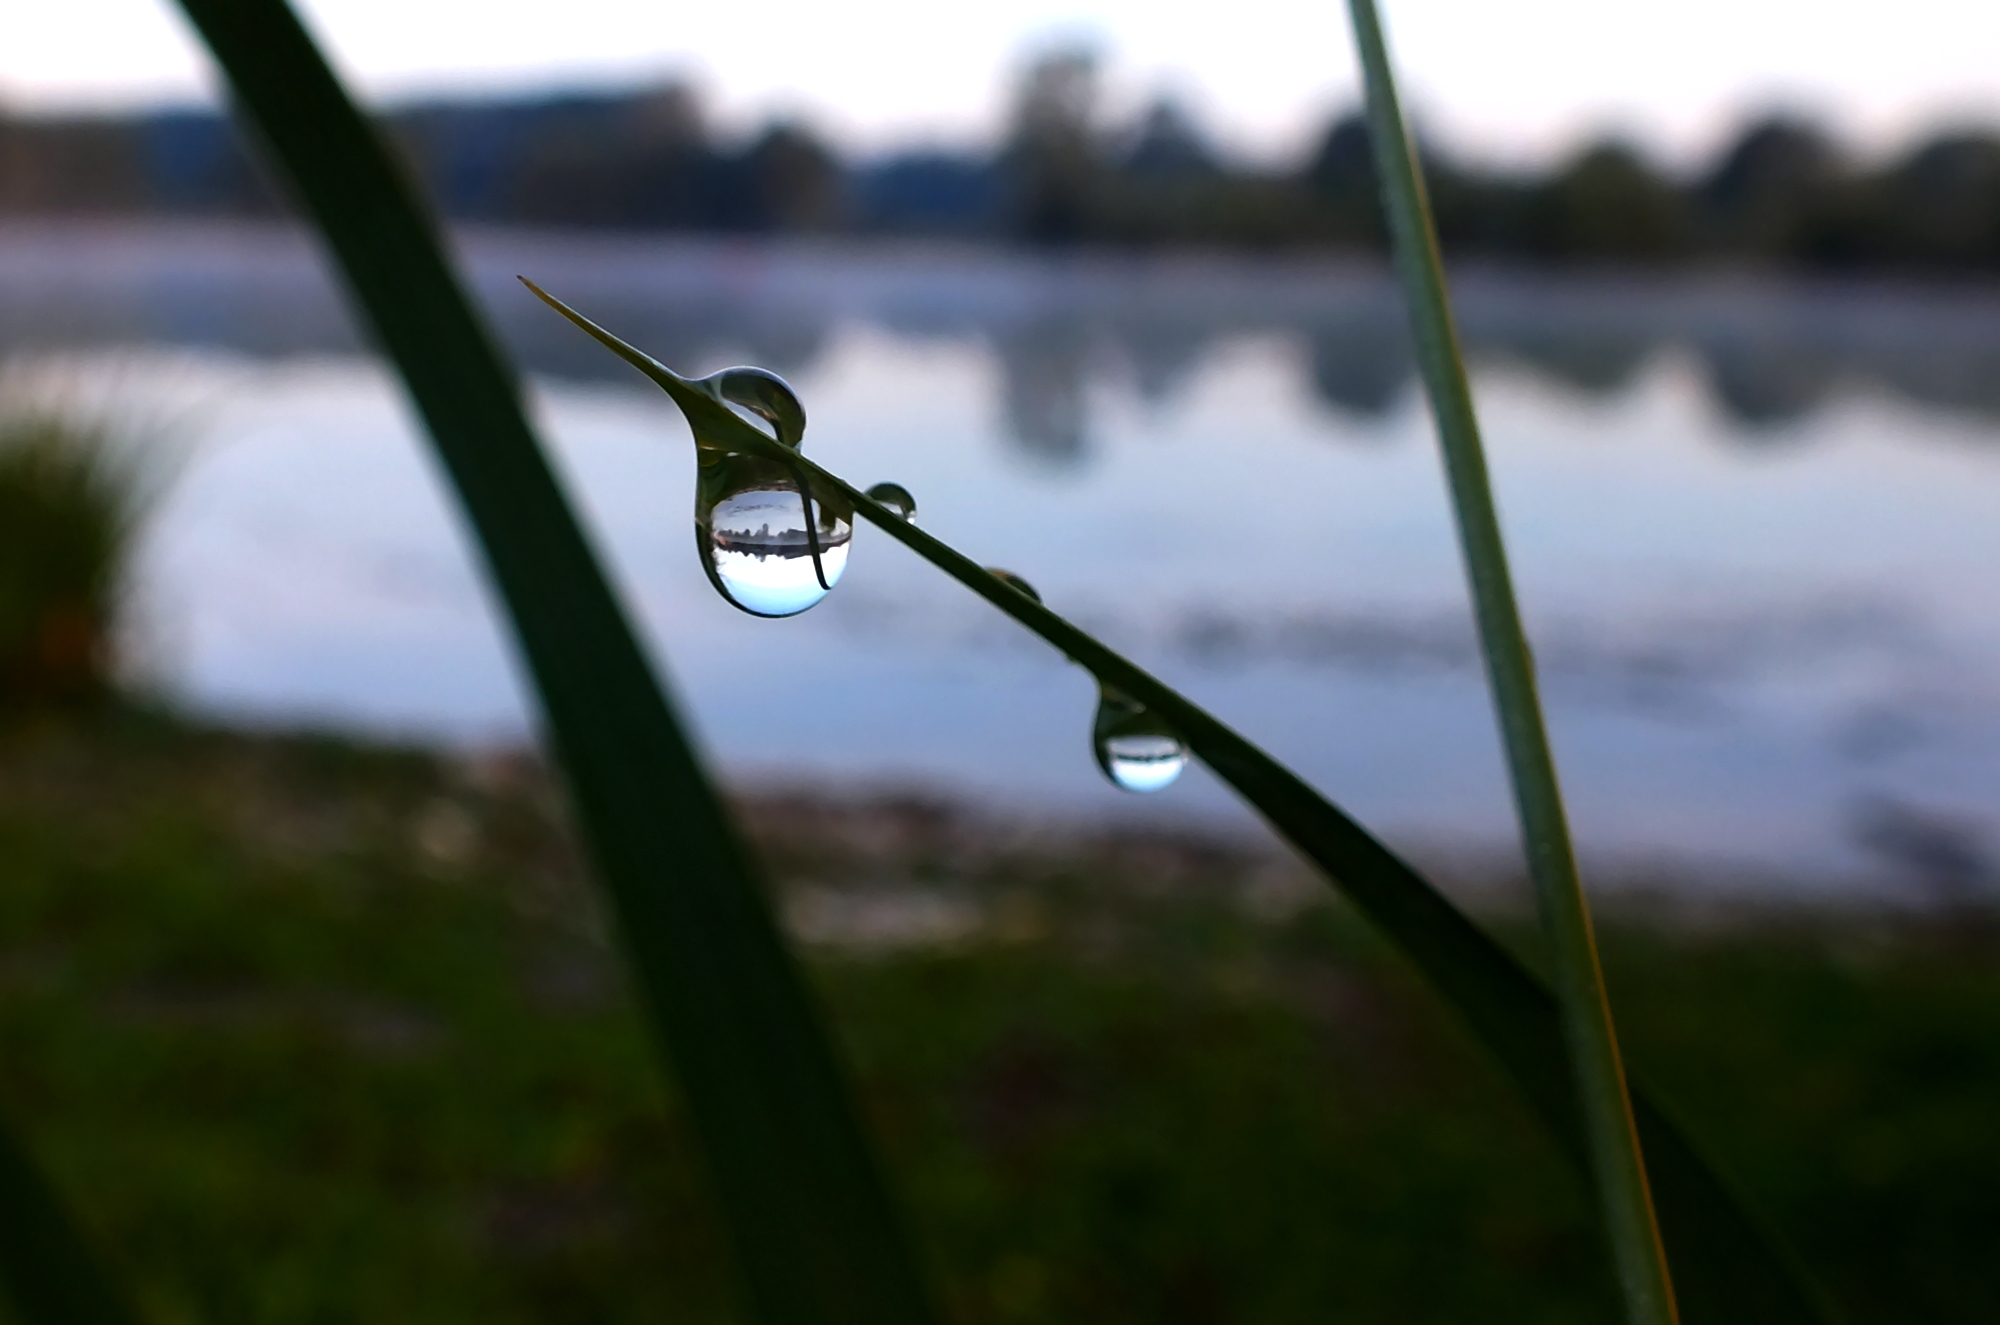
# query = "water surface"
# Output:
<box><xmin>8</xmin><ymin>223</ymin><xmax>1999</xmax><ymax>893</ymax></box>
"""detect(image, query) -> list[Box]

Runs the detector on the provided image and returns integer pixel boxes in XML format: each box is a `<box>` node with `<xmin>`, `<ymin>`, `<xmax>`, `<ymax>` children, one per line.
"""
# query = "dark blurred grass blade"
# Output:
<box><xmin>0</xmin><ymin>1122</ymin><xmax>142</xmax><ymax>1325</ymax></box>
<box><xmin>1343</xmin><ymin>2</ymin><xmax>1676</xmax><ymax>1322</ymax></box>
<box><xmin>525</xmin><ymin>282</ymin><xmax>1834</xmax><ymax>1325</ymax></box>
<box><xmin>167</xmin><ymin>4</ymin><xmax>939</xmax><ymax>1322</ymax></box>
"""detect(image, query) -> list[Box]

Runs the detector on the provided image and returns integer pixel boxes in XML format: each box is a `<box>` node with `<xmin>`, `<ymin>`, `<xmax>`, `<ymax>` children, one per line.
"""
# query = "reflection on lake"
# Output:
<box><xmin>6</xmin><ymin>222</ymin><xmax>1999</xmax><ymax>894</ymax></box>
<box><xmin>13</xmin><ymin>222</ymin><xmax>2000</xmax><ymax>448</ymax></box>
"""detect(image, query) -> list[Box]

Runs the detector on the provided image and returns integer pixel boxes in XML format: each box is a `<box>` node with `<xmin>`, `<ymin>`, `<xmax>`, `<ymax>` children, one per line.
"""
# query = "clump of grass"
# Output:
<box><xmin>0</xmin><ymin>408</ymin><xmax>159</xmax><ymax>710</ymax></box>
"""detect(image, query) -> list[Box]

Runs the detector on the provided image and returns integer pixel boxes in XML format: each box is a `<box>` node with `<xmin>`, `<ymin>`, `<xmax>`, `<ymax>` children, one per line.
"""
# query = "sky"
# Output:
<box><xmin>7</xmin><ymin>0</ymin><xmax>2000</xmax><ymax>166</ymax></box>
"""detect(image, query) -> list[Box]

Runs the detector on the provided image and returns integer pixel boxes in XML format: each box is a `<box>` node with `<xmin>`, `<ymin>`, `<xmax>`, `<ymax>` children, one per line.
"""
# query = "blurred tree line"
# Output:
<box><xmin>6</xmin><ymin>49</ymin><xmax>2000</xmax><ymax>270</ymax></box>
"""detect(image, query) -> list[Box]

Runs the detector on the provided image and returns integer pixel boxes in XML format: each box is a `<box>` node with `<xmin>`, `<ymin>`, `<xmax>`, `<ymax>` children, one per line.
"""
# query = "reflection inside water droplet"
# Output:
<box><xmin>700</xmin><ymin>456</ymin><xmax>852</xmax><ymax>618</ymax></box>
<box><xmin>987</xmin><ymin>569</ymin><xmax>1040</xmax><ymax>603</ymax></box>
<box><xmin>1092</xmin><ymin>687</ymin><xmax>1187</xmax><ymax>793</ymax></box>
<box><xmin>865</xmin><ymin>481</ymin><xmax>918</xmax><ymax>523</ymax></box>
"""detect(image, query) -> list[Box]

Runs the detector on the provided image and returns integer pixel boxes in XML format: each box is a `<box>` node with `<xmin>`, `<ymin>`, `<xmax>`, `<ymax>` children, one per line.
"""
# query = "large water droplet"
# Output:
<box><xmin>1092</xmin><ymin>687</ymin><xmax>1187</xmax><ymax>793</ymax></box>
<box><xmin>699</xmin><ymin>452</ymin><xmax>853</xmax><ymax>618</ymax></box>
<box><xmin>987</xmin><ymin>569</ymin><xmax>1040</xmax><ymax>603</ymax></box>
<box><xmin>866</xmin><ymin>481</ymin><xmax>918</xmax><ymax>523</ymax></box>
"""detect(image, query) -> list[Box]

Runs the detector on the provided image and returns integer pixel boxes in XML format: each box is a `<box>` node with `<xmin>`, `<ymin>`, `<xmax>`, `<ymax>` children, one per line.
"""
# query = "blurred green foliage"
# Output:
<box><xmin>0</xmin><ymin>712</ymin><xmax>1993</xmax><ymax>1324</ymax></box>
<box><xmin>0</xmin><ymin>412</ymin><xmax>153</xmax><ymax>709</ymax></box>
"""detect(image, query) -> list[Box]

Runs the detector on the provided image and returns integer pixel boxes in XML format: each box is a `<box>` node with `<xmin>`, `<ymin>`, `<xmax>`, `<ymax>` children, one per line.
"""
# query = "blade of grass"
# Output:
<box><xmin>167</xmin><ymin>5</ymin><xmax>940</xmax><ymax>1323</ymax></box>
<box><xmin>0</xmin><ymin>1123</ymin><xmax>144</xmax><ymax>1325</ymax></box>
<box><xmin>528</xmin><ymin>282</ymin><xmax>1834</xmax><ymax>1325</ymax></box>
<box><xmin>1344</xmin><ymin>2</ymin><xmax>1675</xmax><ymax>1321</ymax></box>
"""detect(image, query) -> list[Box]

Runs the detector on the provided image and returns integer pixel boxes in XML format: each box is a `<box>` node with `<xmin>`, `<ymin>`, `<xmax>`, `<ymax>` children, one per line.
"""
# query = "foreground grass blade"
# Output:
<box><xmin>168</xmin><ymin>4</ymin><xmax>939</xmax><ymax>1322</ymax></box>
<box><xmin>0</xmin><ymin>1125</ymin><xmax>143</xmax><ymax>1325</ymax></box>
<box><xmin>529</xmin><ymin>283</ymin><xmax>1833</xmax><ymax>1325</ymax></box>
<box><xmin>1342</xmin><ymin>3</ymin><xmax>1677</xmax><ymax>1321</ymax></box>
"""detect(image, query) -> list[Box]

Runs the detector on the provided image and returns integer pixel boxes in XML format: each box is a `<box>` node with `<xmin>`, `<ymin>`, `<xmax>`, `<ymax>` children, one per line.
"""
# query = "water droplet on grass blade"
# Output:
<box><xmin>987</xmin><ymin>569</ymin><xmax>1040</xmax><ymax>602</ymax></box>
<box><xmin>865</xmin><ymin>482</ymin><xmax>918</xmax><ymax>523</ymax></box>
<box><xmin>699</xmin><ymin>366</ymin><xmax>806</xmax><ymax>448</ymax></box>
<box><xmin>699</xmin><ymin>453</ymin><xmax>852</xmax><ymax>618</ymax></box>
<box><xmin>684</xmin><ymin>368</ymin><xmax>852</xmax><ymax>618</ymax></box>
<box><xmin>1092</xmin><ymin>687</ymin><xmax>1186</xmax><ymax>793</ymax></box>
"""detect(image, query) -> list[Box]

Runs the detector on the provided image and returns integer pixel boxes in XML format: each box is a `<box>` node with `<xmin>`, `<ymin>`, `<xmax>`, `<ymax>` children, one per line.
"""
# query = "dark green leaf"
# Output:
<box><xmin>0</xmin><ymin>1124</ymin><xmax>142</xmax><ymax>1325</ymax></box>
<box><xmin>169</xmin><ymin>4</ymin><xmax>939</xmax><ymax>1323</ymax></box>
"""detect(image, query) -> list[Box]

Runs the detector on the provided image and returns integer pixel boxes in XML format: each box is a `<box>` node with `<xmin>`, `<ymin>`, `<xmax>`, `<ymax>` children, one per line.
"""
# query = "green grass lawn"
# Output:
<box><xmin>0</xmin><ymin>710</ymin><xmax>1994</xmax><ymax>1323</ymax></box>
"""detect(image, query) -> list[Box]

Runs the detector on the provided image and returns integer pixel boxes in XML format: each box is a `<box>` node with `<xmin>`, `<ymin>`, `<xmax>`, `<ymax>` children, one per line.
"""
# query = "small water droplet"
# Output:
<box><xmin>699</xmin><ymin>452</ymin><xmax>853</xmax><ymax>618</ymax></box>
<box><xmin>698</xmin><ymin>367</ymin><xmax>806</xmax><ymax>447</ymax></box>
<box><xmin>1092</xmin><ymin>687</ymin><xmax>1187</xmax><ymax>793</ymax></box>
<box><xmin>987</xmin><ymin>569</ymin><xmax>1040</xmax><ymax>603</ymax></box>
<box><xmin>865</xmin><ymin>481</ymin><xmax>918</xmax><ymax>523</ymax></box>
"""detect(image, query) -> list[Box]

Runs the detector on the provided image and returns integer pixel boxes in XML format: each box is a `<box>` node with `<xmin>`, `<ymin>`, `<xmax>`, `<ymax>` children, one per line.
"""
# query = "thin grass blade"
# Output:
<box><xmin>528</xmin><ymin>284</ymin><xmax>1835</xmax><ymax>1325</ymax></box>
<box><xmin>1342</xmin><ymin>2</ymin><xmax>1679</xmax><ymax>1321</ymax></box>
<box><xmin>167</xmin><ymin>4</ymin><xmax>939</xmax><ymax>1322</ymax></box>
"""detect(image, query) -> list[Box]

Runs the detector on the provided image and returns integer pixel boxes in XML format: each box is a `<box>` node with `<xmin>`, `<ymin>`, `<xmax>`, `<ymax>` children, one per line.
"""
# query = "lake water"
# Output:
<box><xmin>6</xmin><ymin>222</ymin><xmax>1999</xmax><ymax>893</ymax></box>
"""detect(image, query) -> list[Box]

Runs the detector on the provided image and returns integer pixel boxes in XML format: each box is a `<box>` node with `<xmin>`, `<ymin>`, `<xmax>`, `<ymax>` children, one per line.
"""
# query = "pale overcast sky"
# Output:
<box><xmin>6</xmin><ymin>0</ymin><xmax>2000</xmax><ymax>165</ymax></box>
